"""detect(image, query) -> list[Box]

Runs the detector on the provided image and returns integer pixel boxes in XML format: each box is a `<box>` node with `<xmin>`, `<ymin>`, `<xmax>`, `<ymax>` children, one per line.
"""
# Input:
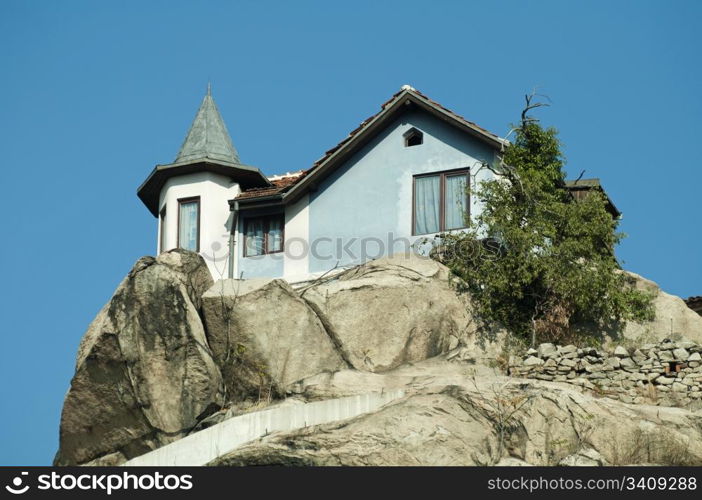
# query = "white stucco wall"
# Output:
<box><xmin>283</xmin><ymin>193</ymin><xmax>310</xmax><ymax>282</ymax></box>
<box><xmin>158</xmin><ymin>172</ymin><xmax>239</xmax><ymax>279</ymax></box>
<box><xmin>124</xmin><ymin>390</ymin><xmax>404</xmax><ymax>466</ymax></box>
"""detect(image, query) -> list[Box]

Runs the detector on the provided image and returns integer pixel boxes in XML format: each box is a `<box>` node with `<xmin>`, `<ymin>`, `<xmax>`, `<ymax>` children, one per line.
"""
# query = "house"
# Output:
<box><xmin>137</xmin><ymin>85</ymin><xmax>617</xmax><ymax>281</ymax></box>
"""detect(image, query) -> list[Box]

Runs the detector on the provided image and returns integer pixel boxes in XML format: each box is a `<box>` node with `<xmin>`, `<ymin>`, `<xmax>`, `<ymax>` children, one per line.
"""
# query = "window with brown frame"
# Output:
<box><xmin>412</xmin><ymin>169</ymin><xmax>469</xmax><ymax>235</ymax></box>
<box><xmin>243</xmin><ymin>214</ymin><xmax>284</xmax><ymax>257</ymax></box>
<box><xmin>159</xmin><ymin>205</ymin><xmax>167</xmax><ymax>253</ymax></box>
<box><xmin>177</xmin><ymin>197</ymin><xmax>200</xmax><ymax>252</ymax></box>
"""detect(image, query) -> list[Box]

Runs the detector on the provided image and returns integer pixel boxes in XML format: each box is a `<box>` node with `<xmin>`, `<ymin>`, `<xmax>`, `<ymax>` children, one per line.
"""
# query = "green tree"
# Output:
<box><xmin>438</xmin><ymin>94</ymin><xmax>653</xmax><ymax>346</ymax></box>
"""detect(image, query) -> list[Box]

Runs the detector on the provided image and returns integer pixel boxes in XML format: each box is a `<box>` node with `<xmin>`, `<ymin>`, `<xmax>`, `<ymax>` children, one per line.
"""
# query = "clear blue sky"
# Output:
<box><xmin>0</xmin><ymin>0</ymin><xmax>699</xmax><ymax>465</ymax></box>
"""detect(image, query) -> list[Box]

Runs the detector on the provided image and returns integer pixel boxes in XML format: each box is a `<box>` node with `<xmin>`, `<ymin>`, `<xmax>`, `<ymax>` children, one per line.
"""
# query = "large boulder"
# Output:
<box><xmin>300</xmin><ymin>254</ymin><xmax>474</xmax><ymax>372</ymax></box>
<box><xmin>608</xmin><ymin>272</ymin><xmax>702</xmax><ymax>345</ymax></box>
<box><xmin>55</xmin><ymin>250</ymin><xmax>224</xmax><ymax>466</ymax></box>
<box><xmin>201</xmin><ymin>278</ymin><xmax>347</xmax><ymax>401</ymax></box>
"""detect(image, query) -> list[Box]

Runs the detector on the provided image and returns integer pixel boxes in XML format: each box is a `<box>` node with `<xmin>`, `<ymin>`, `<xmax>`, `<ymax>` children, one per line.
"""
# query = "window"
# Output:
<box><xmin>404</xmin><ymin>127</ymin><xmax>423</xmax><ymax>147</ymax></box>
<box><xmin>244</xmin><ymin>215</ymin><xmax>284</xmax><ymax>257</ymax></box>
<box><xmin>412</xmin><ymin>169</ymin><xmax>469</xmax><ymax>235</ymax></box>
<box><xmin>177</xmin><ymin>197</ymin><xmax>200</xmax><ymax>252</ymax></box>
<box><xmin>159</xmin><ymin>205</ymin><xmax>167</xmax><ymax>253</ymax></box>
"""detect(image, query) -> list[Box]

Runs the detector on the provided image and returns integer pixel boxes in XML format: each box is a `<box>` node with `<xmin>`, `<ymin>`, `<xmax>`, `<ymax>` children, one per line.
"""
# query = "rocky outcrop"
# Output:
<box><xmin>199</xmin><ymin>254</ymin><xmax>475</xmax><ymax>399</ymax></box>
<box><xmin>56</xmin><ymin>249</ymin><xmax>702</xmax><ymax>467</ymax></box>
<box><xmin>300</xmin><ymin>254</ymin><xmax>473</xmax><ymax>372</ymax></box>
<box><xmin>210</xmin><ymin>357</ymin><xmax>702</xmax><ymax>466</ymax></box>
<box><xmin>610</xmin><ymin>272</ymin><xmax>702</xmax><ymax>344</ymax></box>
<box><xmin>55</xmin><ymin>250</ymin><xmax>224</xmax><ymax>466</ymax></box>
<box><xmin>201</xmin><ymin>278</ymin><xmax>347</xmax><ymax>402</ymax></box>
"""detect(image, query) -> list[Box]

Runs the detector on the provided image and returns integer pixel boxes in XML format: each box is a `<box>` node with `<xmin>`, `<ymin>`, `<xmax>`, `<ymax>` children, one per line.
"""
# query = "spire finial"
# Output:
<box><xmin>207</xmin><ymin>81</ymin><xmax>212</xmax><ymax>96</ymax></box>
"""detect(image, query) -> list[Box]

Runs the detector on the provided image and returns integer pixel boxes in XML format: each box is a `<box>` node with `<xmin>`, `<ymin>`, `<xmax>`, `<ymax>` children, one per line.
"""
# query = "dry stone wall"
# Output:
<box><xmin>509</xmin><ymin>340</ymin><xmax>702</xmax><ymax>409</ymax></box>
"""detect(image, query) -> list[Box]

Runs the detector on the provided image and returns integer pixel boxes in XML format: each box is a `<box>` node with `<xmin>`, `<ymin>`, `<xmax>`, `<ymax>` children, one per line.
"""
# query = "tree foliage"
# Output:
<box><xmin>438</xmin><ymin>96</ymin><xmax>654</xmax><ymax>345</ymax></box>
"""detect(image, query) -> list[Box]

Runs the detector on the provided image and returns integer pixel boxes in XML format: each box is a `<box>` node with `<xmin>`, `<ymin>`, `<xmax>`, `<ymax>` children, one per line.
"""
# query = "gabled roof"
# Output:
<box><xmin>176</xmin><ymin>84</ymin><xmax>240</xmax><ymax>164</ymax></box>
<box><xmin>235</xmin><ymin>85</ymin><xmax>507</xmax><ymax>205</ymax></box>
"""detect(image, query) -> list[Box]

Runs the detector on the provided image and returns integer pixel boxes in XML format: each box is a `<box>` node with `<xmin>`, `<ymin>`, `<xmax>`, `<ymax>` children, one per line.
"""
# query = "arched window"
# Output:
<box><xmin>403</xmin><ymin>127</ymin><xmax>423</xmax><ymax>147</ymax></box>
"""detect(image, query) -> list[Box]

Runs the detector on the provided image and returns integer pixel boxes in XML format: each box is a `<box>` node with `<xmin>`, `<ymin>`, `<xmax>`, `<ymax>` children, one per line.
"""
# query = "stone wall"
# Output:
<box><xmin>508</xmin><ymin>340</ymin><xmax>702</xmax><ymax>409</ymax></box>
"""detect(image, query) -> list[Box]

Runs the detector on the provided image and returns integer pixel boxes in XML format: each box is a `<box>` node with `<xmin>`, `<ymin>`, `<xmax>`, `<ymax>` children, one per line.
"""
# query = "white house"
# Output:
<box><xmin>138</xmin><ymin>85</ymin><xmax>617</xmax><ymax>281</ymax></box>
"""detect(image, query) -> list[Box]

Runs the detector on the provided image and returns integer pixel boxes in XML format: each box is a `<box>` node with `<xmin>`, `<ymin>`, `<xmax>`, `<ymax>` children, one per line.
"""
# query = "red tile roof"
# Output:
<box><xmin>235</xmin><ymin>86</ymin><xmax>503</xmax><ymax>201</ymax></box>
<box><xmin>235</xmin><ymin>170</ymin><xmax>308</xmax><ymax>200</ymax></box>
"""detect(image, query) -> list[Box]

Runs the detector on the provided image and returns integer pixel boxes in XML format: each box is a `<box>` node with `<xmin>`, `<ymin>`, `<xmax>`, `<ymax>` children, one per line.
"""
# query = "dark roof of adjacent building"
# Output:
<box><xmin>686</xmin><ymin>296</ymin><xmax>702</xmax><ymax>316</ymax></box>
<box><xmin>565</xmin><ymin>178</ymin><xmax>621</xmax><ymax>219</ymax></box>
<box><xmin>234</xmin><ymin>85</ymin><xmax>507</xmax><ymax>205</ymax></box>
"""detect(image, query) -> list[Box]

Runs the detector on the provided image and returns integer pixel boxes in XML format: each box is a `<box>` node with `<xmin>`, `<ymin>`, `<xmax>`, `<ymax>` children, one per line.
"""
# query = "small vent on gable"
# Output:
<box><xmin>404</xmin><ymin>128</ymin><xmax>423</xmax><ymax>147</ymax></box>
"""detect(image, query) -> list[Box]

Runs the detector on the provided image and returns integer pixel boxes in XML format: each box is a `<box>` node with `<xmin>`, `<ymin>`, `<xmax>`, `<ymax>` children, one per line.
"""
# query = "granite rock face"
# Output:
<box><xmin>211</xmin><ymin>358</ymin><xmax>702</xmax><ymax>466</ymax></box>
<box><xmin>299</xmin><ymin>254</ymin><xmax>472</xmax><ymax>372</ymax></box>
<box><xmin>609</xmin><ymin>272</ymin><xmax>702</xmax><ymax>344</ymax></box>
<box><xmin>201</xmin><ymin>278</ymin><xmax>347</xmax><ymax>402</ymax></box>
<box><xmin>56</xmin><ymin>250</ymin><xmax>702</xmax><ymax>467</ymax></box>
<box><xmin>55</xmin><ymin>250</ymin><xmax>224</xmax><ymax>466</ymax></box>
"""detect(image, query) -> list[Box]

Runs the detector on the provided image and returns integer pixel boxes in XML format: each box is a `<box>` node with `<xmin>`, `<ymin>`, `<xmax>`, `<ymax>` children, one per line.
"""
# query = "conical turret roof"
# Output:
<box><xmin>175</xmin><ymin>85</ymin><xmax>240</xmax><ymax>164</ymax></box>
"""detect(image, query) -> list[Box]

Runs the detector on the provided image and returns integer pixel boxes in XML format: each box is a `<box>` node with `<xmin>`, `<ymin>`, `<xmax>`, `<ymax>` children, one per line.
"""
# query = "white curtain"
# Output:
<box><xmin>178</xmin><ymin>201</ymin><xmax>198</xmax><ymax>251</ymax></box>
<box><xmin>245</xmin><ymin>219</ymin><xmax>265</xmax><ymax>256</ymax></box>
<box><xmin>444</xmin><ymin>174</ymin><xmax>468</xmax><ymax>230</ymax></box>
<box><xmin>267</xmin><ymin>217</ymin><xmax>283</xmax><ymax>252</ymax></box>
<box><xmin>414</xmin><ymin>175</ymin><xmax>440</xmax><ymax>234</ymax></box>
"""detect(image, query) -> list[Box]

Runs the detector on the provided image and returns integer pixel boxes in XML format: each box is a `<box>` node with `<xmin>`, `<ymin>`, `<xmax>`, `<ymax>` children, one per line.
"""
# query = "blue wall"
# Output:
<box><xmin>307</xmin><ymin>109</ymin><xmax>497</xmax><ymax>273</ymax></box>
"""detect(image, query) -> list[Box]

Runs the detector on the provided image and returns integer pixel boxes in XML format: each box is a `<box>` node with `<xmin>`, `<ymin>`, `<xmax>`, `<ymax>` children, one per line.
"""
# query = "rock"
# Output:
<box><xmin>210</xmin><ymin>359</ymin><xmax>702</xmax><ymax>466</ymax></box>
<box><xmin>689</xmin><ymin>352</ymin><xmax>702</xmax><ymax>362</ymax></box>
<box><xmin>538</xmin><ymin>343</ymin><xmax>558</xmax><ymax>358</ymax></box>
<box><xmin>55</xmin><ymin>250</ymin><xmax>224</xmax><ymax>466</ymax></box>
<box><xmin>620</xmin><ymin>357</ymin><xmax>637</xmax><ymax>369</ymax></box>
<box><xmin>614</xmin><ymin>346</ymin><xmax>629</xmax><ymax>358</ymax></box>
<box><xmin>658</xmin><ymin>350</ymin><xmax>674</xmax><ymax>362</ymax></box>
<box><xmin>585</xmin><ymin>363</ymin><xmax>603</xmax><ymax>373</ymax></box>
<box><xmin>202</xmin><ymin>278</ymin><xmax>347</xmax><ymax>400</ymax></box>
<box><xmin>579</xmin><ymin>347</ymin><xmax>597</xmax><ymax>357</ymax></box>
<box><xmin>677</xmin><ymin>341</ymin><xmax>697</xmax><ymax>349</ymax></box>
<box><xmin>300</xmin><ymin>254</ymin><xmax>473</xmax><ymax>372</ymax></box>
<box><xmin>558</xmin><ymin>345</ymin><xmax>577</xmax><ymax>355</ymax></box>
<box><xmin>496</xmin><ymin>457</ymin><xmax>533</xmax><ymax>466</ymax></box>
<box><xmin>559</xmin><ymin>358</ymin><xmax>577</xmax><ymax>368</ymax></box>
<box><xmin>673</xmin><ymin>348</ymin><xmax>690</xmax><ymax>361</ymax></box>
<box><xmin>655</xmin><ymin>376</ymin><xmax>675</xmax><ymax>385</ymax></box>
<box><xmin>559</xmin><ymin>448</ymin><xmax>608</xmax><ymax>466</ymax></box>
<box><xmin>609</xmin><ymin>272</ymin><xmax>702</xmax><ymax>344</ymax></box>
<box><xmin>632</xmin><ymin>349</ymin><xmax>646</xmax><ymax>361</ymax></box>
<box><xmin>672</xmin><ymin>382</ymin><xmax>688</xmax><ymax>392</ymax></box>
<box><xmin>606</xmin><ymin>357</ymin><xmax>621</xmax><ymax>369</ymax></box>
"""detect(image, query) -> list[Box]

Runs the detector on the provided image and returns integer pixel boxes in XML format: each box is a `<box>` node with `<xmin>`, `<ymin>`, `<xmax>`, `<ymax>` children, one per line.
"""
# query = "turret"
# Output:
<box><xmin>137</xmin><ymin>86</ymin><xmax>269</xmax><ymax>278</ymax></box>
